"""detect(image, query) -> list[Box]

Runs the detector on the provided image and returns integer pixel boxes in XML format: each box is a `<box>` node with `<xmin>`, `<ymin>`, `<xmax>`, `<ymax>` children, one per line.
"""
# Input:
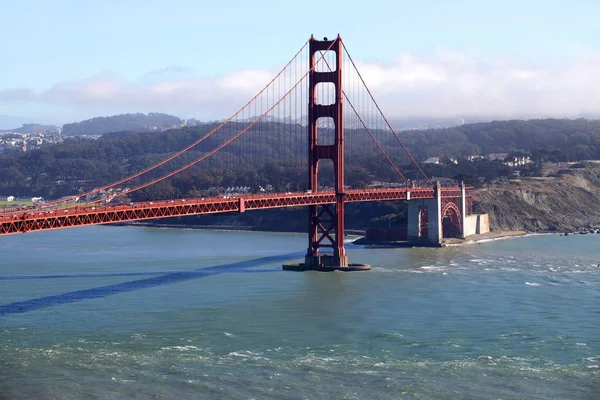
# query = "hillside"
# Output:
<box><xmin>61</xmin><ymin>113</ymin><xmax>182</xmax><ymax>136</ymax></box>
<box><xmin>473</xmin><ymin>164</ymin><xmax>600</xmax><ymax>232</ymax></box>
<box><xmin>0</xmin><ymin>123</ymin><xmax>60</xmax><ymax>134</ymax></box>
<box><xmin>1</xmin><ymin>117</ymin><xmax>600</xmax><ymax>234</ymax></box>
<box><xmin>396</xmin><ymin>118</ymin><xmax>600</xmax><ymax>162</ymax></box>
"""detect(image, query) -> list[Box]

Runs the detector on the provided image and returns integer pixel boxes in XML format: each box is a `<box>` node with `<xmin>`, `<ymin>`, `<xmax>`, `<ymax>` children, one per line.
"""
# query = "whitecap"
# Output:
<box><xmin>161</xmin><ymin>345</ymin><xmax>200</xmax><ymax>351</ymax></box>
<box><xmin>420</xmin><ymin>265</ymin><xmax>446</xmax><ymax>272</ymax></box>
<box><xmin>525</xmin><ymin>282</ymin><xmax>542</xmax><ymax>286</ymax></box>
<box><xmin>371</xmin><ymin>267</ymin><xmax>396</xmax><ymax>273</ymax></box>
<box><xmin>470</xmin><ymin>259</ymin><xmax>487</xmax><ymax>263</ymax></box>
<box><xmin>228</xmin><ymin>351</ymin><xmax>251</xmax><ymax>358</ymax></box>
<box><xmin>111</xmin><ymin>377</ymin><xmax>135</xmax><ymax>383</ymax></box>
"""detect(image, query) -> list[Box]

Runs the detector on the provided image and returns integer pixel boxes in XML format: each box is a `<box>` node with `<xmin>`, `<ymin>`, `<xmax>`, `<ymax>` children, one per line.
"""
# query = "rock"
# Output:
<box><xmin>473</xmin><ymin>170</ymin><xmax>600</xmax><ymax>233</ymax></box>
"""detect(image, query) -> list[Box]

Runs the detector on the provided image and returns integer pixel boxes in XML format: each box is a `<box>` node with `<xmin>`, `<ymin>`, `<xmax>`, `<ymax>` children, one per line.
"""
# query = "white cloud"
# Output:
<box><xmin>216</xmin><ymin>70</ymin><xmax>272</xmax><ymax>92</ymax></box>
<box><xmin>1</xmin><ymin>50</ymin><xmax>599</xmax><ymax>121</ymax></box>
<box><xmin>351</xmin><ymin>51</ymin><xmax>600</xmax><ymax>118</ymax></box>
<box><xmin>357</xmin><ymin>54</ymin><xmax>447</xmax><ymax>89</ymax></box>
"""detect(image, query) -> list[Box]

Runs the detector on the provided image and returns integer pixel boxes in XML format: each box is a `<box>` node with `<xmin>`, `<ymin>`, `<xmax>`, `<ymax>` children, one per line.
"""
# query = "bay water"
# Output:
<box><xmin>1</xmin><ymin>226</ymin><xmax>599</xmax><ymax>399</ymax></box>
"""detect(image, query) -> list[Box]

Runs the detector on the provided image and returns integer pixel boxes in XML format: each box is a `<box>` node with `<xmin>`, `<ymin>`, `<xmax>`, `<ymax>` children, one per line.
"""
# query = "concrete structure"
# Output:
<box><xmin>407</xmin><ymin>182</ymin><xmax>442</xmax><ymax>244</ymax></box>
<box><xmin>407</xmin><ymin>181</ymin><xmax>488</xmax><ymax>244</ymax></box>
<box><xmin>463</xmin><ymin>214</ymin><xmax>490</xmax><ymax>236</ymax></box>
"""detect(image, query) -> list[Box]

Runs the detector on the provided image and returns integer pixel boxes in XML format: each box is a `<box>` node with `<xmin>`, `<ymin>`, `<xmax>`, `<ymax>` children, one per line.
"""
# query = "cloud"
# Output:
<box><xmin>0</xmin><ymin>71</ymin><xmax>272</xmax><ymax>121</ymax></box>
<box><xmin>352</xmin><ymin>51</ymin><xmax>600</xmax><ymax>118</ymax></box>
<box><xmin>0</xmin><ymin>88</ymin><xmax>35</xmax><ymax>102</ymax></box>
<box><xmin>1</xmin><ymin>51</ymin><xmax>599</xmax><ymax>121</ymax></box>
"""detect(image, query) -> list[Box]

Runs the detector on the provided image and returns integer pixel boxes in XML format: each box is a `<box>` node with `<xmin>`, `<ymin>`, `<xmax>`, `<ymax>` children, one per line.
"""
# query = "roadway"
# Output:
<box><xmin>0</xmin><ymin>187</ymin><xmax>463</xmax><ymax>235</ymax></box>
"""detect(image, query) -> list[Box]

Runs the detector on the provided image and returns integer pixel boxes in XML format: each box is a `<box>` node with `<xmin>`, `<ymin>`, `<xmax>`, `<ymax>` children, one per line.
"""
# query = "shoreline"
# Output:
<box><xmin>109</xmin><ymin>222</ymin><xmax>366</xmax><ymax>236</ymax></box>
<box><xmin>110</xmin><ymin>222</ymin><xmax>596</xmax><ymax>246</ymax></box>
<box><xmin>352</xmin><ymin>230</ymin><xmax>552</xmax><ymax>248</ymax></box>
<box><xmin>442</xmin><ymin>231</ymin><xmax>532</xmax><ymax>247</ymax></box>
<box><xmin>443</xmin><ymin>230</ymin><xmax>599</xmax><ymax>247</ymax></box>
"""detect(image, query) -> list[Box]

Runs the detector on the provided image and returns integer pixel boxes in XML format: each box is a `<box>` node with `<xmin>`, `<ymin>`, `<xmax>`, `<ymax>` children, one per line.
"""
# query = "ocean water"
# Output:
<box><xmin>1</xmin><ymin>226</ymin><xmax>599</xmax><ymax>399</ymax></box>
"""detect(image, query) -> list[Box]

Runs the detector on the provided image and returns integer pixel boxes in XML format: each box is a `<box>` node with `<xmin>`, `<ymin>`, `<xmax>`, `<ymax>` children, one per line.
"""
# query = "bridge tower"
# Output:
<box><xmin>284</xmin><ymin>35</ymin><xmax>369</xmax><ymax>271</ymax></box>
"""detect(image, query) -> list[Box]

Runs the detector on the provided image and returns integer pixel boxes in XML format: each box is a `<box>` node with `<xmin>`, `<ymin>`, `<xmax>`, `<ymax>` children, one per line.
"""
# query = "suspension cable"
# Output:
<box><xmin>120</xmin><ymin>39</ymin><xmax>337</xmax><ymax>195</ymax></box>
<box><xmin>342</xmin><ymin>42</ymin><xmax>432</xmax><ymax>185</ymax></box>
<box><xmin>319</xmin><ymin>51</ymin><xmax>410</xmax><ymax>184</ymax></box>
<box><xmin>34</xmin><ymin>39</ymin><xmax>312</xmax><ymax>210</ymax></box>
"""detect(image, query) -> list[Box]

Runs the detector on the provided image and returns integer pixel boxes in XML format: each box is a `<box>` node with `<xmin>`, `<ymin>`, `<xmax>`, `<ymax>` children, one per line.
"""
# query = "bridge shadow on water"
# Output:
<box><xmin>0</xmin><ymin>251</ymin><xmax>304</xmax><ymax>316</ymax></box>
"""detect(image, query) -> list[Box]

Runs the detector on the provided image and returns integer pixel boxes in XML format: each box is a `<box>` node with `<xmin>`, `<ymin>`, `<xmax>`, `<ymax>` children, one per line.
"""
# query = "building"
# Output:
<box><xmin>486</xmin><ymin>153</ymin><xmax>509</xmax><ymax>161</ymax></box>
<box><xmin>505</xmin><ymin>155</ymin><xmax>532</xmax><ymax>167</ymax></box>
<box><xmin>423</xmin><ymin>157</ymin><xmax>440</xmax><ymax>164</ymax></box>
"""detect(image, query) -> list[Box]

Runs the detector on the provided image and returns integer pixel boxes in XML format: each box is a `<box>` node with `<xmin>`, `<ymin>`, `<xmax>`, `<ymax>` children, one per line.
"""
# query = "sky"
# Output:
<box><xmin>1</xmin><ymin>0</ymin><xmax>599</xmax><ymax>126</ymax></box>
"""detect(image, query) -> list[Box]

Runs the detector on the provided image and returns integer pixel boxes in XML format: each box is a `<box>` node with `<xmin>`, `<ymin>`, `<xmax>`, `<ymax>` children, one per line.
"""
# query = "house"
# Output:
<box><xmin>467</xmin><ymin>155</ymin><xmax>482</xmax><ymax>161</ymax></box>
<box><xmin>423</xmin><ymin>157</ymin><xmax>440</xmax><ymax>164</ymax></box>
<box><xmin>486</xmin><ymin>153</ymin><xmax>509</xmax><ymax>161</ymax></box>
<box><xmin>505</xmin><ymin>156</ymin><xmax>532</xmax><ymax>167</ymax></box>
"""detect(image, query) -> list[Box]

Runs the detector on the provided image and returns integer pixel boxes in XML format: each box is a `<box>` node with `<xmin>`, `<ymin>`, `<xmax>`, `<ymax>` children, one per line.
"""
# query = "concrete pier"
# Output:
<box><xmin>407</xmin><ymin>182</ymin><xmax>442</xmax><ymax>245</ymax></box>
<box><xmin>282</xmin><ymin>254</ymin><xmax>371</xmax><ymax>272</ymax></box>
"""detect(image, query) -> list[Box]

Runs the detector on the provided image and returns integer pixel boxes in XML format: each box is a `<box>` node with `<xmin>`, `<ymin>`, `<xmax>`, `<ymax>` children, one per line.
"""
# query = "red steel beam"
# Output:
<box><xmin>0</xmin><ymin>188</ymin><xmax>465</xmax><ymax>236</ymax></box>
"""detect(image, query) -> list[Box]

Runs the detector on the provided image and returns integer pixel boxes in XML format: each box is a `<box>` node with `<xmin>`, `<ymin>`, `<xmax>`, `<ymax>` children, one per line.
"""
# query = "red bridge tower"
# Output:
<box><xmin>284</xmin><ymin>35</ymin><xmax>370</xmax><ymax>272</ymax></box>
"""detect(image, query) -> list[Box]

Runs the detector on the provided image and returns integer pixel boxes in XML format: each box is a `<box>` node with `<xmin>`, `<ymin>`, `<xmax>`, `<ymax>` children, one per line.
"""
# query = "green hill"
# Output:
<box><xmin>61</xmin><ymin>113</ymin><xmax>182</xmax><ymax>136</ymax></box>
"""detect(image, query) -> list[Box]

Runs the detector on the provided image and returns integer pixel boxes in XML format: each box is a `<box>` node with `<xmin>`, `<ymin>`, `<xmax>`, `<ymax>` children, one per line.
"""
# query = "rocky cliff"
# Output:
<box><xmin>473</xmin><ymin>166</ymin><xmax>600</xmax><ymax>233</ymax></box>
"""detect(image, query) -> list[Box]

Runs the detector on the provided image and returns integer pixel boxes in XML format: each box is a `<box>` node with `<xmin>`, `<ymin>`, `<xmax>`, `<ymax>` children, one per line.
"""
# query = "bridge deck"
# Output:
<box><xmin>0</xmin><ymin>188</ymin><xmax>463</xmax><ymax>235</ymax></box>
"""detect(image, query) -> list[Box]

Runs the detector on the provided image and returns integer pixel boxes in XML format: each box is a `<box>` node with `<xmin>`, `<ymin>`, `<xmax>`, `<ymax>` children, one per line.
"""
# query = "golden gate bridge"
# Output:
<box><xmin>0</xmin><ymin>35</ymin><xmax>471</xmax><ymax>271</ymax></box>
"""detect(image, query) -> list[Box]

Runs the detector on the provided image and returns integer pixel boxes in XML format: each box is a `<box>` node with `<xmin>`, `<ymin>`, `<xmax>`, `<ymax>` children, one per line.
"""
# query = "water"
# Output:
<box><xmin>1</xmin><ymin>226</ymin><xmax>599</xmax><ymax>399</ymax></box>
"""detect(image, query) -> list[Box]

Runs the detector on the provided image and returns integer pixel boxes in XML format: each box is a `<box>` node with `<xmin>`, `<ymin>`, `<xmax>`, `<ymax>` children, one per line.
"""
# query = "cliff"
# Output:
<box><xmin>473</xmin><ymin>165</ymin><xmax>600</xmax><ymax>232</ymax></box>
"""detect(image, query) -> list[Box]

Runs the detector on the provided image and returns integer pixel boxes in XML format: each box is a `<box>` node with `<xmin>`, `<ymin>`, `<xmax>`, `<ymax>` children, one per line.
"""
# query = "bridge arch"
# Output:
<box><xmin>441</xmin><ymin>201</ymin><xmax>462</xmax><ymax>238</ymax></box>
<box><xmin>419</xmin><ymin>207</ymin><xmax>429</xmax><ymax>239</ymax></box>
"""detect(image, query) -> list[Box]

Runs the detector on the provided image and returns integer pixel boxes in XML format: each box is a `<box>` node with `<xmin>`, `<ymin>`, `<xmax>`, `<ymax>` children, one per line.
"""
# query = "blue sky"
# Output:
<box><xmin>1</xmin><ymin>0</ymin><xmax>599</xmax><ymax>125</ymax></box>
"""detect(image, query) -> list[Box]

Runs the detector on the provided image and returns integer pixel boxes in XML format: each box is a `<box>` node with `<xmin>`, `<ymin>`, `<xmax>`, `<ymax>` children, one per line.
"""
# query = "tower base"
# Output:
<box><xmin>282</xmin><ymin>254</ymin><xmax>371</xmax><ymax>272</ymax></box>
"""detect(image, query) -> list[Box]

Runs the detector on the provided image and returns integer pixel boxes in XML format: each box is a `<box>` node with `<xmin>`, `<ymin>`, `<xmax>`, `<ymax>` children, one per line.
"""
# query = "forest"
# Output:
<box><xmin>61</xmin><ymin>112</ymin><xmax>182</xmax><ymax>136</ymax></box>
<box><xmin>0</xmin><ymin>118</ymin><xmax>598</xmax><ymax>199</ymax></box>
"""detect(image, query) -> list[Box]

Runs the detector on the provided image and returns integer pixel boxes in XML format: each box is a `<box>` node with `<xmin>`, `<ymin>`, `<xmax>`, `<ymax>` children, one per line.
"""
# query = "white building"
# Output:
<box><xmin>486</xmin><ymin>153</ymin><xmax>509</xmax><ymax>161</ymax></box>
<box><xmin>423</xmin><ymin>157</ymin><xmax>440</xmax><ymax>164</ymax></box>
<box><xmin>505</xmin><ymin>156</ymin><xmax>532</xmax><ymax>167</ymax></box>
